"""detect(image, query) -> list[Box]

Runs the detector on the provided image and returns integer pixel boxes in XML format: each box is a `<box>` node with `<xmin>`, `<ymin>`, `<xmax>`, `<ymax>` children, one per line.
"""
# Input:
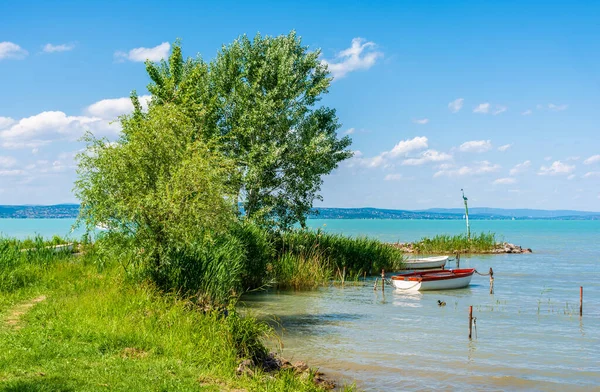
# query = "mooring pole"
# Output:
<box><xmin>461</xmin><ymin>189</ymin><xmax>471</xmax><ymax>240</ymax></box>
<box><xmin>381</xmin><ymin>269</ymin><xmax>385</xmax><ymax>292</ymax></box>
<box><xmin>580</xmin><ymin>286</ymin><xmax>583</xmax><ymax>317</ymax></box>
<box><xmin>342</xmin><ymin>266</ymin><xmax>346</xmax><ymax>286</ymax></box>
<box><xmin>468</xmin><ymin>306</ymin><xmax>473</xmax><ymax>339</ymax></box>
<box><xmin>456</xmin><ymin>252</ymin><xmax>460</xmax><ymax>268</ymax></box>
<box><xmin>489</xmin><ymin>267</ymin><xmax>494</xmax><ymax>294</ymax></box>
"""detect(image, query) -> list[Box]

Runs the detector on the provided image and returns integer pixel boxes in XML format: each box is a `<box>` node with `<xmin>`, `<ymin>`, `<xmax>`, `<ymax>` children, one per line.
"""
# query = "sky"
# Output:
<box><xmin>0</xmin><ymin>0</ymin><xmax>599</xmax><ymax>211</ymax></box>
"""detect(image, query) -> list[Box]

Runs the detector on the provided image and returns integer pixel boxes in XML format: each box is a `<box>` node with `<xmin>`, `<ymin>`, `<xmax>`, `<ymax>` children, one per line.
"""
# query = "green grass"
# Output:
<box><xmin>0</xmin><ymin>240</ymin><xmax>346</xmax><ymax>391</ymax></box>
<box><xmin>270</xmin><ymin>229</ymin><xmax>404</xmax><ymax>289</ymax></box>
<box><xmin>411</xmin><ymin>232</ymin><xmax>497</xmax><ymax>254</ymax></box>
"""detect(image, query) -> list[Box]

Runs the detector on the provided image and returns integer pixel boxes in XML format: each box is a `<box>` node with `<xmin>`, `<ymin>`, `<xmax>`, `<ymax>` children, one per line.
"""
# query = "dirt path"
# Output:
<box><xmin>2</xmin><ymin>295</ymin><xmax>47</xmax><ymax>329</ymax></box>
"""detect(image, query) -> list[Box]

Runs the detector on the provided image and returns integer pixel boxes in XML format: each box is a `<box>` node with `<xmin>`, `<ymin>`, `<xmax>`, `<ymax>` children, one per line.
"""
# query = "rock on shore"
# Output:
<box><xmin>390</xmin><ymin>242</ymin><xmax>532</xmax><ymax>254</ymax></box>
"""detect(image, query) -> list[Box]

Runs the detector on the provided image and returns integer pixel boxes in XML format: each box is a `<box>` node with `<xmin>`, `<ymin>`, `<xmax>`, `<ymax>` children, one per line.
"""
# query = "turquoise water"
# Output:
<box><xmin>1</xmin><ymin>218</ymin><xmax>599</xmax><ymax>390</ymax></box>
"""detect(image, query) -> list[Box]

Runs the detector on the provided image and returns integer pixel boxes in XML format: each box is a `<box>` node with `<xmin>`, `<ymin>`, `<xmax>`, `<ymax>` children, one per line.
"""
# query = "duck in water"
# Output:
<box><xmin>437</xmin><ymin>300</ymin><xmax>446</xmax><ymax>307</ymax></box>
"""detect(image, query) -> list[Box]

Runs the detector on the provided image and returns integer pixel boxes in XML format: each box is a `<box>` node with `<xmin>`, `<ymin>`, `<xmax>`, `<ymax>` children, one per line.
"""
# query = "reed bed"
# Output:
<box><xmin>411</xmin><ymin>232</ymin><xmax>497</xmax><ymax>254</ymax></box>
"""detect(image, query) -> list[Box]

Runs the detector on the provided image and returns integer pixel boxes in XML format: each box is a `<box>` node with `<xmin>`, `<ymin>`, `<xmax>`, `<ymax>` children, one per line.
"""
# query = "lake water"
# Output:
<box><xmin>1</xmin><ymin>218</ymin><xmax>599</xmax><ymax>391</ymax></box>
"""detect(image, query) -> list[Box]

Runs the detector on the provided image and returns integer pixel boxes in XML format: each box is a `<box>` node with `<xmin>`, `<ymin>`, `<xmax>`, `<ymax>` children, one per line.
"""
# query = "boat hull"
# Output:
<box><xmin>391</xmin><ymin>268</ymin><xmax>474</xmax><ymax>291</ymax></box>
<box><xmin>403</xmin><ymin>256</ymin><xmax>448</xmax><ymax>270</ymax></box>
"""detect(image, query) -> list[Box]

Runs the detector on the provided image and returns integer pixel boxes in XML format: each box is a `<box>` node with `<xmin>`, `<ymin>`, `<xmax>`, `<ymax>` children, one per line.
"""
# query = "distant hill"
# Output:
<box><xmin>1</xmin><ymin>204</ymin><xmax>599</xmax><ymax>220</ymax></box>
<box><xmin>421</xmin><ymin>207</ymin><xmax>600</xmax><ymax>219</ymax></box>
<box><xmin>0</xmin><ymin>204</ymin><xmax>80</xmax><ymax>219</ymax></box>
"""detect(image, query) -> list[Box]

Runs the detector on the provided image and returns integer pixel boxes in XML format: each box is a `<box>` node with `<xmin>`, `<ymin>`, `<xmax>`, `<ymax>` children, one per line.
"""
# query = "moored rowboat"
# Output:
<box><xmin>391</xmin><ymin>268</ymin><xmax>475</xmax><ymax>291</ymax></box>
<box><xmin>402</xmin><ymin>255</ymin><xmax>448</xmax><ymax>270</ymax></box>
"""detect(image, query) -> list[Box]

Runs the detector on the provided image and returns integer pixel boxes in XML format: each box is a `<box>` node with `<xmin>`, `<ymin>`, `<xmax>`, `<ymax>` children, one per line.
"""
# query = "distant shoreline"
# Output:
<box><xmin>1</xmin><ymin>205</ymin><xmax>599</xmax><ymax>220</ymax></box>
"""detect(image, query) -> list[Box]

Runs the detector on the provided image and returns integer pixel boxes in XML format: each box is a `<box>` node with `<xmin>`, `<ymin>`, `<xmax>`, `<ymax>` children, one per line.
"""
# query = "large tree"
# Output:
<box><xmin>140</xmin><ymin>32</ymin><xmax>353</xmax><ymax>229</ymax></box>
<box><xmin>75</xmin><ymin>104</ymin><xmax>236</xmax><ymax>271</ymax></box>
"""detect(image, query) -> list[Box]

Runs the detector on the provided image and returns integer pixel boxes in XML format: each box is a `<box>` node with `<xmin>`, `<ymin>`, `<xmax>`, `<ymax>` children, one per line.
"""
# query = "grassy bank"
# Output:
<box><xmin>404</xmin><ymin>232</ymin><xmax>498</xmax><ymax>254</ymax></box>
<box><xmin>0</xmin><ymin>237</ymin><xmax>350</xmax><ymax>391</ymax></box>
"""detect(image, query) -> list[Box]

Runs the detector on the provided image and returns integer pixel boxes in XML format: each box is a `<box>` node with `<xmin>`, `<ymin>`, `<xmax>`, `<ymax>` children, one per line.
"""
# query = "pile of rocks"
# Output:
<box><xmin>490</xmin><ymin>242</ymin><xmax>533</xmax><ymax>254</ymax></box>
<box><xmin>389</xmin><ymin>242</ymin><xmax>532</xmax><ymax>254</ymax></box>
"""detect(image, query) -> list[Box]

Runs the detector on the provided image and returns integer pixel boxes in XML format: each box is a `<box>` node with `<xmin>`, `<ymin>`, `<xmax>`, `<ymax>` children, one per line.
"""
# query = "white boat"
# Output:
<box><xmin>402</xmin><ymin>255</ymin><xmax>448</xmax><ymax>270</ymax></box>
<box><xmin>391</xmin><ymin>268</ymin><xmax>475</xmax><ymax>291</ymax></box>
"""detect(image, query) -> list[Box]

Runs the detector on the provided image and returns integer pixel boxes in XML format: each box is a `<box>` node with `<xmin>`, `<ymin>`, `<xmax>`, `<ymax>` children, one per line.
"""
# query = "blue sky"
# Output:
<box><xmin>1</xmin><ymin>0</ymin><xmax>599</xmax><ymax>210</ymax></box>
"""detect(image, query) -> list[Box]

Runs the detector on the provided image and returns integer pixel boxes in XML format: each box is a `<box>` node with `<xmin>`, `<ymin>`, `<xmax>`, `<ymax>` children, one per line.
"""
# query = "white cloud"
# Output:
<box><xmin>583</xmin><ymin>155</ymin><xmax>600</xmax><ymax>165</ymax></box>
<box><xmin>493</xmin><ymin>105</ymin><xmax>507</xmax><ymax>115</ymax></box>
<box><xmin>0</xmin><ymin>156</ymin><xmax>17</xmax><ymax>168</ymax></box>
<box><xmin>583</xmin><ymin>171</ymin><xmax>600</xmax><ymax>178</ymax></box>
<box><xmin>522</xmin><ymin>109</ymin><xmax>532</xmax><ymax>116</ymax></box>
<box><xmin>384</xmin><ymin>174</ymin><xmax>403</xmax><ymax>181</ymax></box>
<box><xmin>43</xmin><ymin>43</ymin><xmax>75</xmax><ymax>53</ymax></box>
<box><xmin>493</xmin><ymin>177</ymin><xmax>516</xmax><ymax>185</ymax></box>
<box><xmin>459</xmin><ymin>140</ymin><xmax>492</xmax><ymax>153</ymax></box>
<box><xmin>114</xmin><ymin>42</ymin><xmax>170</xmax><ymax>62</ymax></box>
<box><xmin>548</xmin><ymin>103</ymin><xmax>568</xmax><ymax>111</ymax></box>
<box><xmin>568</xmin><ymin>174</ymin><xmax>576</xmax><ymax>180</ymax></box>
<box><xmin>0</xmin><ymin>42</ymin><xmax>28</xmax><ymax>60</ymax></box>
<box><xmin>434</xmin><ymin>160</ymin><xmax>500</xmax><ymax>177</ymax></box>
<box><xmin>448</xmin><ymin>98</ymin><xmax>464</xmax><ymax>113</ymax></box>
<box><xmin>538</xmin><ymin>161</ymin><xmax>575</xmax><ymax>176</ymax></box>
<box><xmin>473</xmin><ymin>103</ymin><xmax>490</xmax><ymax>114</ymax></box>
<box><xmin>322</xmin><ymin>38</ymin><xmax>383</xmax><ymax>79</ymax></box>
<box><xmin>509</xmin><ymin>160</ymin><xmax>531</xmax><ymax>176</ymax></box>
<box><xmin>349</xmin><ymin>136</ymin><xmax>429</xmax><ymax>168</ymax></box>
<box><xmin>0</xmin><ymin>117</ymin><xmax>15</xmax><ymax>129</ymax></box>
<box><xmin>388</xmin><ymin>136</ymin><xmax>428</xmax><ymax>157</ymax></box>
<box><xmin>544</xmin><ymin>156</ymin><xmax>552</xmax><ymax>161</ymax></box>
<box><xmin>498</xmin><ymin>144</ymin><xmax>512</xmax><ymax>152</ymax></box>
<box><xmin>31</xmin><ymin>148</ymin><xmax>39</xmax><ymax>155</ymax></box>
<box><xmin>86</xmin><ymin>95</ymin><xmax>151</xmax><ymax>119</ymax></box>
<box><xmin>402</xmin><ymin>149</ymin><xmax>452</xmax><ymax>166</ymax></box>
<box><xmin>566</xmin><ymin>156</ymin><xmax>580</xmax><ymax>161</ymax></box>
<box><xmin>343</xmin><ymin>128</ymin><xmax>355</xmax><ymax>135</ymax></box>
<box><xmin>0</xmin><ymin>169</ymin><xmax>26</xmax><ymax>176</ymax></box>
<box><xmin>413</xmin><ymin>118</ymin><xmax>429</xmax><ymax>125</ymax></box>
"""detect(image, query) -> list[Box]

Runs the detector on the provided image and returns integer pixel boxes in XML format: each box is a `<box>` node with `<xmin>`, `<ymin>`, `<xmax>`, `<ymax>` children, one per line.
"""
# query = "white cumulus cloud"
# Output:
<box><xmin>322</xmin><ymin>38</ymin><xmax>383</xmax><ymax>79</ymax></box>
<box><xmin>473</xmin><ymin>103</ymin><xmax>490</xmax><ymax>114</ymax></box>
<box><xmin>493</xmin><ymin>105</ymin><xmax>507</xmax><ymax>115</ymax></box>
<box><xmin>493</xmin><ymin>177</ymin><xmax>516</xmax><ymax>185</ymax></box>
<box><xmin>497</xmin><ymin>144</ymin><xmax>512</xmax><ymax>152</ymax></box>
<box><xmin>0</xmin><ymin>156</ymin><xmax>17</xmax><ymax>168</ymax></box>
<box><xmin>448</xmin><ymin>98</ymin><xmax>464</xmax><ymax>113</ymax></box>
<box><xmin>459</xmin><ymin>140</ymin><xmax>492</xmax><ymax>153</ymax></box>
<box><xmin>86</xmin><ymin>95</ymin><xmax>151</xmax><ymax>119</ymax></box>
<box><xmin>343</xmin><ymin>128</ymin><xmax>355</xmax><ymax>135</ymax></box>
<box><xmin>509</xmin><ymin>160</ymin><xmax>531</xmax><ymax>176</ymax></box>
<box><xmin>538</xmin><ymin>161</ymin><xmax>575</xmax><ymax>176</ymax></box>
<box><xmin>434</xmin><ymin>161</ymin><xmax>500</xmax><ymax>177</ymax></box>
<box><xmin>522</xmin><ymin>109</ymin><xmax>532</xmax><ymax>116</ymax></box>
<box><xmin>0</xmin><ymin>42</ymin><xmax>28</xmax><ymax>60</ymax></box>
<box><xmin>43</xmin><ymin>43</ymin><xmax>75</xmax><ymax>53</ymax></box>
<box><xmin>402</xmin><ymin>149</ymin><xmax>452</xmax><ymax>166</ymax></box>
<box><xmin>384</xmin><ymin>174</ymin><xmax>403</xmax><ymax>181</ymax></box>
<box><xmin>349</xmin><ymin>136</ymin><xmax>430</xmax><ymax>168</ymax></box>
<box><xmin>583</xmin><ymin>155</ymin><xmax>600</xmax><ymax>165</ymax></box>
<box><xmin>115</xmin><ymin>42</ymin><xmax>171</xmax><ymax>62</ymax></box>
<box><xmin>583</xmin><ymin>171</ymin><xmax>600</xmax><ymax>178</ymax></box>
<box><xmin>413</xmin><ymin>118</ymin><xmax>429</xmax><ymax>125</ymax></box>
<box><xmin>0</xmin><ymin>117</ymin><xmax>15</xmax><ymax>129</ymax></box>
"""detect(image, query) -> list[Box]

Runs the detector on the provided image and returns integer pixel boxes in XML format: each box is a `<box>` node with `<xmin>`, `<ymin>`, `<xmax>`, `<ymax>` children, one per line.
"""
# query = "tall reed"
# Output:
<box><xmin>412</xmin><ymin>232</ymin><xmax>497</xmax><ymax>254</ymax></box>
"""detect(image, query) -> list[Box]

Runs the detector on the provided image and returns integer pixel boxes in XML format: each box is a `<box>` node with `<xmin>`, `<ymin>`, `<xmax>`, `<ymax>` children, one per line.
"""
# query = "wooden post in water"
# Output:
<box><xmin>363</xmin><ymin>271</ymin><xmax>367</xmax><ymax>281</ymax></box>
<box><xmin>468</xmin><ymin>306</ymin><xmax>473</xmax><ymax>339</ymax></box>
<box><xmin>381</xmin><ymin>269</ymin><xmax>385</xmax><ymax>293</ymax></box>
<box><xmin>456</xmin><ymin>252</ymin><xmax>460</xmax><ymax>268</ymax></box>
<box><xmin>342</xmin><ymin>266</ymin><xmax>346</xmax><ymax>286</ymax></box>
<box><xmin>489</xmin><ymin>267</ymin><xmax>494</xmax><ymax>294</ymax></box>
<box><xmin>580</xmin><ymin>286</ymin><xmax>583</xmax><ymax>317</ymax></box>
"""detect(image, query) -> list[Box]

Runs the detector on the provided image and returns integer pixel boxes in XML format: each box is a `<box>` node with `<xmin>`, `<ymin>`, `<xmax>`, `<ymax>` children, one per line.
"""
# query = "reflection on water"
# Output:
<box><xmin>241</xmin><ymin>220</ymin><xmax>600</xmax><ymax>391</ymax></box>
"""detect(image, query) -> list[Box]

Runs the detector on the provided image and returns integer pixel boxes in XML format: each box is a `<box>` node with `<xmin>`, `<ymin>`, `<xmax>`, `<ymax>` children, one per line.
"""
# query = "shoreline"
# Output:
<box><xmin>390</xmin><ymin>241</ymin><xmax>533</xmax><ymax>254</ymax></box>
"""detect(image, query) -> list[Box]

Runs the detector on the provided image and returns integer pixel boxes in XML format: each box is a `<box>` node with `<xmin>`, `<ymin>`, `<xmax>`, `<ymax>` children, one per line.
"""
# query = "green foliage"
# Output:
<box><xmin>75</xmin><ymin>104</ymin><xmax>239</xmax><ymax>305</ymax></box>
<box><xmin>144</xmin><ymin>32</ymin><xmax>353</xmax><ymax>229</ymax></box>
<box><xmin>272</xmin><ymin>249</ymin><xmax>333</xmax><ymax>290</ymax></box>
<box><xmin>412</xmin><ymin>232</ymin><xmax>497</xmax><ymax>254</ymax></box>
<box><xmin>231</xmin><ymin>221</ymin><xmax>276</xmax><ymax>290</ymax></box>
<box><xmin>275</xmin><ymin>229</ymin><xmax>405</xmax><ymax>279</ymax></box>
